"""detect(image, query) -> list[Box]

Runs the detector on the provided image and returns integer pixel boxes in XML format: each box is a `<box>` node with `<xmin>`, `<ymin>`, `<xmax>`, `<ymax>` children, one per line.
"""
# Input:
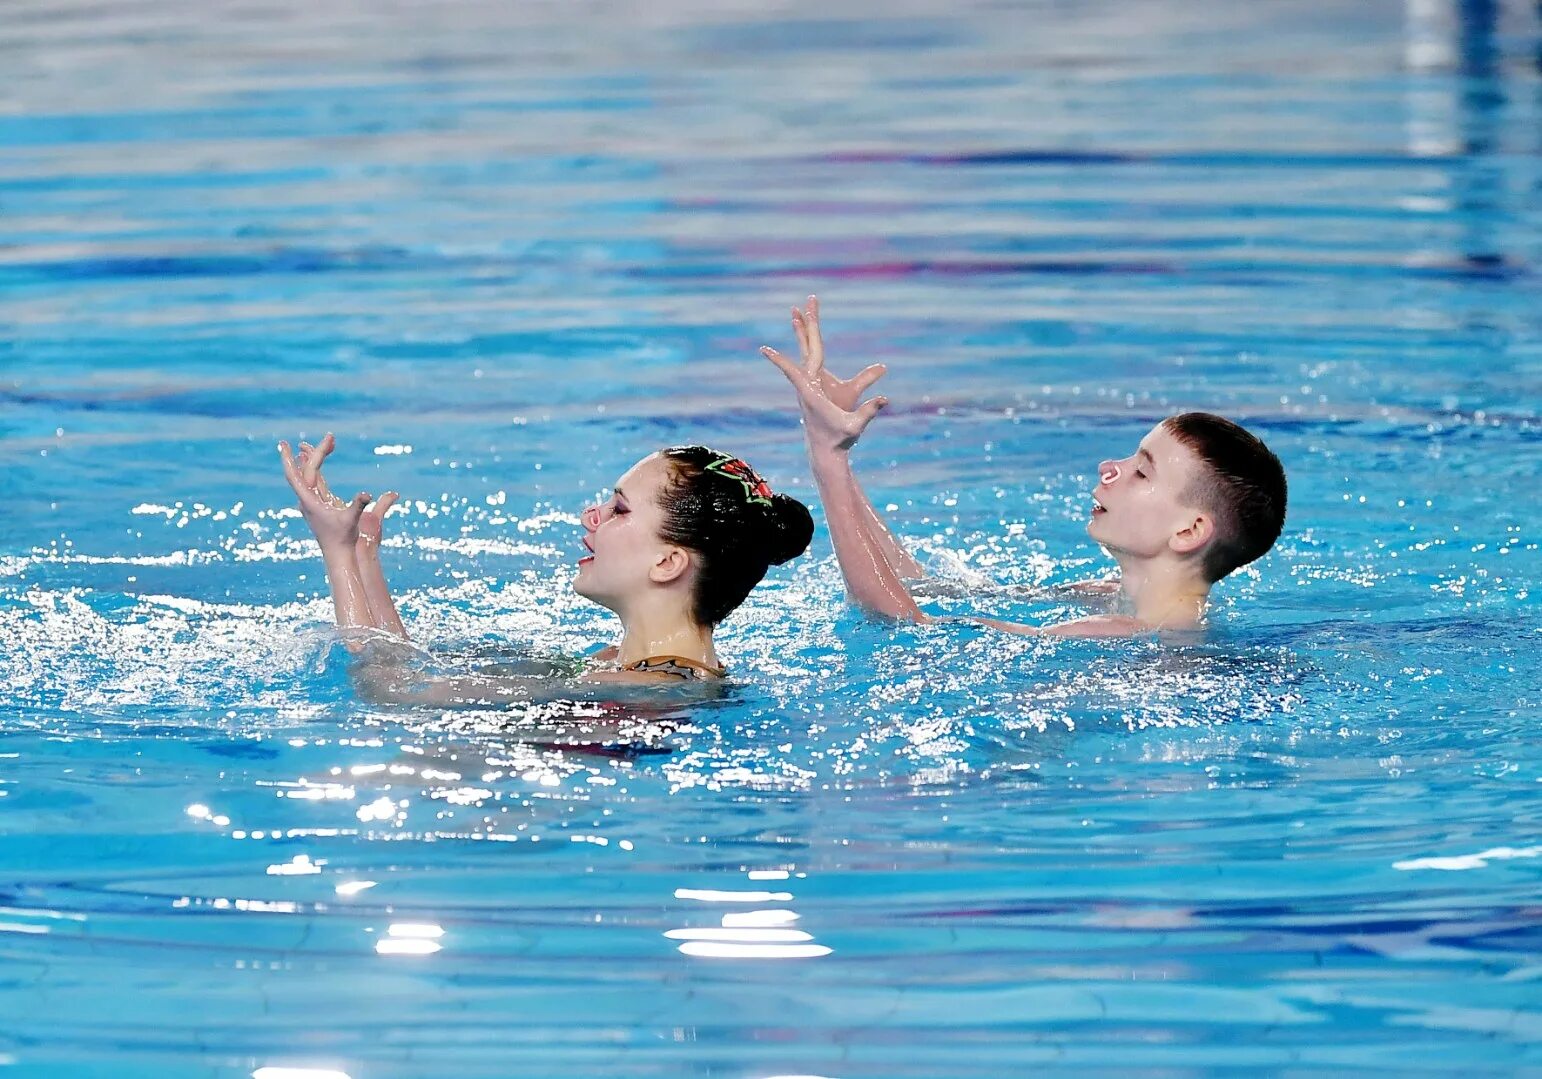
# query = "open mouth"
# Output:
<box><xmin>1091</xmin><ymin>493</ymin><xmax>1107</xmax><ymax>516</ymax></box>
<box><xmin>578</xmin><ymin>536</ymin><xmax>595</xmax><ymax>565</ymax></box>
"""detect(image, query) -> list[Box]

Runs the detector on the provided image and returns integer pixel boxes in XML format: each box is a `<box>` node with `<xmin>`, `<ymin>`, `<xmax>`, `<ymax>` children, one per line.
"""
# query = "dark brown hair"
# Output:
<box><xmin>1162</xmin><ymin>412</ymin><xmax>1287</xmax><ymax>582</ymax></box>
<box><xmin>655</xmin><ymin>446</ymin><xmax>814</xmax><ymax>626</ymax></box>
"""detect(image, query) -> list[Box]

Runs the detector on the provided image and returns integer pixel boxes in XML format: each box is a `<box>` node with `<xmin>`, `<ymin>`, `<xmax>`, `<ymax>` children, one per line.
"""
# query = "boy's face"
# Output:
<box><xmin>1087</xmin><ymin>423</ymin><xmax>1212</xmax><ymax>562</ymax></box>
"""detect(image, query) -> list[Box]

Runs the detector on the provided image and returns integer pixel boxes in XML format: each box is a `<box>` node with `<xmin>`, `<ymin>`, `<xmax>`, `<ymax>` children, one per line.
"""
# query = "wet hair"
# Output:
<box><xmin>1162</xmin><ymin>412</ymin><xmax>1287</xmax><ymax>583</ymax></box>
<box><xmin>655</xmin><ymin>445</ymin><xmax>814</xmax><ymax>626</ymax></box>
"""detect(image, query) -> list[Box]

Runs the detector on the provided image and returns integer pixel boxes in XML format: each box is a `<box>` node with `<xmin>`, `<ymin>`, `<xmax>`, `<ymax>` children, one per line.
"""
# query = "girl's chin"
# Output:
<box><xmin>572</xmin><ymin>585</ymin><xmax>623</xmax><ymax>616</ymax></box>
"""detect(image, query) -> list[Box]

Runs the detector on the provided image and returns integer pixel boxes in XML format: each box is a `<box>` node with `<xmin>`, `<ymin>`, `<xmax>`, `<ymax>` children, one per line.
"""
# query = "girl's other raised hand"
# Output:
<box><xmin>357</xmin><ymin>491</ymin><xmax>400</xmax><ymax>561</ymax></box>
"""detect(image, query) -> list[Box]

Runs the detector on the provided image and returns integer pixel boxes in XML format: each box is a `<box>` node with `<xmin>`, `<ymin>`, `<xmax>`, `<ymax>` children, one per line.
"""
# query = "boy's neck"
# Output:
<box><xmin>1112</xmin><ymin>554</ymin><xmax>1211</xmax><ymax>629</ymax></box>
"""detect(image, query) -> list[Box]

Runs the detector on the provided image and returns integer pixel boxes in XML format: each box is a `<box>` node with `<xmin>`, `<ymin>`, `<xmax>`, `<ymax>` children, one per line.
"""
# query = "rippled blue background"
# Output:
<box><xmin>2</xmin><ymin>0</ymin><xmax>1540</xmax><ymax>1075</ymax></box>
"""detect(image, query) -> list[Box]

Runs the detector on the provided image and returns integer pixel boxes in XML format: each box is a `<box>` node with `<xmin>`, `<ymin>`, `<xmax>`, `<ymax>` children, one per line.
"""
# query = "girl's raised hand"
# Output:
<box><xmin>278</xmin><ymin>432</ymin><xmax>371</xmax><ymax>551</ymax></box>
<box><xmin>357</xmin><ymin>491</ymin><xmax>400</xmax><ymax>561</ymax></box>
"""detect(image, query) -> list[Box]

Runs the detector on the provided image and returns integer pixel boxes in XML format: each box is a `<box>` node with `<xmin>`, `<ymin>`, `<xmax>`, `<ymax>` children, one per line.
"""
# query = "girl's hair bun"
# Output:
<box><xmin>764</xmin><ymin>492</ymin><xmax>814</xmax><ymax>566</ymax></box>
<box><xmin>656</xmin><ymin>445</ymin><xmax>814</xmax><ymax>625</ymax></box>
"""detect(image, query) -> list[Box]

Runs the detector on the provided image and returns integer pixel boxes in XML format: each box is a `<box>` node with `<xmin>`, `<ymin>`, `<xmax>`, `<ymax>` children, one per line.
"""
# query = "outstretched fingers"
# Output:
<box><xmin>800</xmin><ymin>295</ymin><xmax>824</xmax><ymax>375</ymax></box>
<box><xmin>301</xmin><ymin>432</ymin><xmax>335</xmax><ymax>487</ymax></box>
<box><xmin>361</xmin><ymin>491</ymin><xmax>401</xmax><ymax>545</ymax></box>
<box><xmin>278</xmin><ymin>441</ymin><xmax>303</xmax><ymax>494</ymax></box>
<box><xmin>850</xmin><ymin>362</ymin><xmax>887</xmax><ymax>396</ymax></box>
<box><xmin>298</xmin><ymin>442</ymin><xmax>340</xmax><ymax>503</ymax></box>
<box><xmin>760</xmin><ymin>345</ymin><xmax>803</xmax><ymax>382</ymax></box>
<box><xmin>854</xmin><ymin>394</ymin><xmax>890</xmax><ymax>429</ymax></box>
<box><xmin>791</xmin><ymin>306</ymin><xmax>811</xmax><ymax>363</ymax></box>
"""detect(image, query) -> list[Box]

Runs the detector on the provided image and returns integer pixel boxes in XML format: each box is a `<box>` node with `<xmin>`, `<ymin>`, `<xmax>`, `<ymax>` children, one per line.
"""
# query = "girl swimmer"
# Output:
<box><xmin>278</xmin><ymin>436</ymin><xmax>813</xmax><ymax>703</ymax></box>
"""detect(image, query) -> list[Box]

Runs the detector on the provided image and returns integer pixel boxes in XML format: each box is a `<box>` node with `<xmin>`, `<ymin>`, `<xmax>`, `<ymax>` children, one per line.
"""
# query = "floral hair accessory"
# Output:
<box><xmin>704</xmin><ymin>452</ymin><xmax>774</xmax><ymax>507</ymax></box>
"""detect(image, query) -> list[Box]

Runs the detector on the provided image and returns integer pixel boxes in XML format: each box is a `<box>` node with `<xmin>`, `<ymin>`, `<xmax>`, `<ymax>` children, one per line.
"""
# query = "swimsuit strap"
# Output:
<box><xmin>623</xmin><ymin>654</ymin><xmax>727</xmax><ymax>681</ymax></box>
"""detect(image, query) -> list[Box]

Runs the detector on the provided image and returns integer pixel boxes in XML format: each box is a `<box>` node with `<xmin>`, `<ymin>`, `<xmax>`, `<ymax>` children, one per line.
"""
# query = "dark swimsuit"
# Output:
<box><xmin>621</xmin><ymin>655</ymin><xmax>726</xmax><ymax>681</ymax></box>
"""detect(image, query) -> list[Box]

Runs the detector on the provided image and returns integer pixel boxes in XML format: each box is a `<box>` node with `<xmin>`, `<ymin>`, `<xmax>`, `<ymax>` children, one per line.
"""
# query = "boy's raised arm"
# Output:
<box><xmin>761</xmin><ymin>297</ymin><xmax>926</xmax><ymax>622</ymax></box>
<box><xmin>792</xmin><ymin>300</ymin><xmax>925</xmax><ymax>580</ymax></box>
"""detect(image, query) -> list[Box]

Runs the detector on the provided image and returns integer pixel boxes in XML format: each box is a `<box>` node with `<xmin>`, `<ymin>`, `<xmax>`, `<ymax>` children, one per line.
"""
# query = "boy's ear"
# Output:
<box><xmin>1169</xmin><ymin>513</ymin><xmax>1214</xmax><ymax>556</ymax></box>
<box><xmin>649</xmin><ymin>546</ymin><xmax>691</xmax><ymax>585</ymax></box>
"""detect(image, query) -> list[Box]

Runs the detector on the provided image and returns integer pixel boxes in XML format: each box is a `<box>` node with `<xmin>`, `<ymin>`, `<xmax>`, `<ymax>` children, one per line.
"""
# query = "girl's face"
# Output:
<box><xmin>572</xmin><ymin>453</ymin><xmax>681</xmax><ymax>612</ymax></box>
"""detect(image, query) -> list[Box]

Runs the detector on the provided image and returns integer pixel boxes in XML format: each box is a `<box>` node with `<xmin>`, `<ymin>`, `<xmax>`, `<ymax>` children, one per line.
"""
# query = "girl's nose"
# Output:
<box><xmin>1098</xmin><ymin>460</ymin><xmax>1121</xmax><ymax>484</ymax></box>
<box><xmin>582</xmin><ymin>504</ymin><xmax>601</xmax><ymax>531</ymax></box>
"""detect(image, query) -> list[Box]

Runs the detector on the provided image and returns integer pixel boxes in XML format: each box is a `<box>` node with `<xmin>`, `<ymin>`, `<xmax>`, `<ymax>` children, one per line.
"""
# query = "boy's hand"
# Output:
<box><xmin>761</xmin><ymin>295</ymin><xmax>890</xmax><ymax>454</ymax></box>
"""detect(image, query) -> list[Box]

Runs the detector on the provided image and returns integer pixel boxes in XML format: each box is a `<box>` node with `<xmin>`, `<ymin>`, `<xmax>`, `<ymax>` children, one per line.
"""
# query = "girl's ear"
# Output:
<box><xmin>649</xmin><ymin>546</ymin><xmax>691</xmax><ymax>585</ymax></box>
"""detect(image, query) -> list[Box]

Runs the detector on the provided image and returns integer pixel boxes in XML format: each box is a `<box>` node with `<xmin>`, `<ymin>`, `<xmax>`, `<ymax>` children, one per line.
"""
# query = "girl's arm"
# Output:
<box><xmin>285</xmin><ymin>437</ymin><xmax>411</xmax><ymax>640</ymax></box>
<box><xmin>279</xmin><ymin>434</ymin><xmax>377</xmax><ymax>633</ymax></box>
<box><xmin>354</xmin><ymin>490</ymin><xmax>409</xmax><ymax>639</ymax></box>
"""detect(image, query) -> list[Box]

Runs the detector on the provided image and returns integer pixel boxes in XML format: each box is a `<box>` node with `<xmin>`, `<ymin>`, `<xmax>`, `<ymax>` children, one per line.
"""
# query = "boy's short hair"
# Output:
<box><xmin>1162</xmin><ymin>412</ymin><xmax>1287</xmax><ymax>582</ymax></box>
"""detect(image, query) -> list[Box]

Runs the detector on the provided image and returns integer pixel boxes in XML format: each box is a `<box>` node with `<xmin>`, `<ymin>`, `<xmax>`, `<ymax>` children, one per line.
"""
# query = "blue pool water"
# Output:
<box><xmin>3</xmin><ymin>0</ymin><xmax>1540</xmax><ymax>1075</ymax></box>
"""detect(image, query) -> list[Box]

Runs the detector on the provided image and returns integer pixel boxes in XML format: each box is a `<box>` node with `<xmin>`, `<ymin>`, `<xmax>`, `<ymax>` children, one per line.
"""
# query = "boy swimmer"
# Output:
<box><xmin>760</xmin><ymin>297</ymin><xmax>1286</xmax><ymax>636</ymax></box>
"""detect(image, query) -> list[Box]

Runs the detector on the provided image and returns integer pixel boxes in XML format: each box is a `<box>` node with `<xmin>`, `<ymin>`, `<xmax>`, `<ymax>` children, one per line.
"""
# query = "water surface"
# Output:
<box><xmin>2</xmin><ymin>0</ymin><xmax>1540</xmax><ymax>1075</ymax></box>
